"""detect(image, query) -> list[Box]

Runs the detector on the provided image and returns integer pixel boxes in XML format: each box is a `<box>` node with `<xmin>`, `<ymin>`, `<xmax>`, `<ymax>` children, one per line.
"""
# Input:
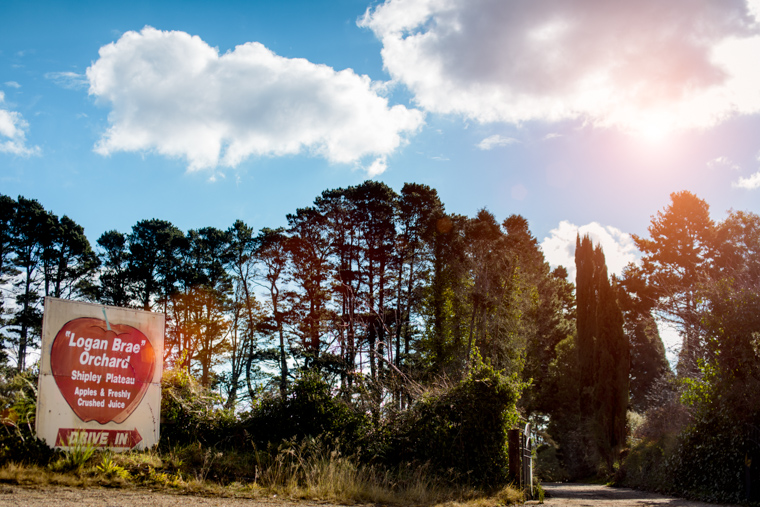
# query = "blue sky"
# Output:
<box><xmin>3</xmin><ymin>0</ymin><xmax>760</xmax><ymax>293</ymax></box>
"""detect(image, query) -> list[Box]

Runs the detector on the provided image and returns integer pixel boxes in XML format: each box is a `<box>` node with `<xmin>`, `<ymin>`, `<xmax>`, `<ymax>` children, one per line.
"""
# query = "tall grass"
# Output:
<box><xmin>247</xmin><ymin>437</ymin><xmax>523</xmax><ymax>506</ymax></box>
<box><xmin>0</xmin><ymin>438</ymin><xmax>524</xmax><ymax>506</ymax></box>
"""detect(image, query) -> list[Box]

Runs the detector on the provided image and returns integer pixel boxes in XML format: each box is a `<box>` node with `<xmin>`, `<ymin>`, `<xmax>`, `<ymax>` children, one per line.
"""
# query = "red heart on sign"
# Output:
<box><xmin>50</xmin><ymin>317</ymin><xmax>156</xmax><ymax>424</ymax></box>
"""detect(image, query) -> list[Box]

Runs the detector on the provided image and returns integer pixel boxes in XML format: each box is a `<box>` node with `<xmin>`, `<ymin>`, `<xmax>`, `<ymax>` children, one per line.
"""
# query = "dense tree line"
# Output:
<box><xmin>0</xmin><ymin>187</ymin><xmax>662</xmax><ymax>447</ymax></box>
<box><xmin>0</xmin><ymin>184</ymin><xmax>574</xmax><ymax>410</ymax></box>
<box><xmin>2</xmin><ymin>185</ymin><xmax>759</xmax><ymax>498</ymax></box>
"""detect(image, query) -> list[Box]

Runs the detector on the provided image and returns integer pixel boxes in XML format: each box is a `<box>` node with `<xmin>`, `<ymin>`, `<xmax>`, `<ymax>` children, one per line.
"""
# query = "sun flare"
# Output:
<box><xmin>629</xmin><ymin>112</ymin><xmax>675</xmax><ymax>144</ymax></box>
<box><xmin>637</xmin><ymin>122</ymin><xmax>670</xmax><ymax>143</ymax></box>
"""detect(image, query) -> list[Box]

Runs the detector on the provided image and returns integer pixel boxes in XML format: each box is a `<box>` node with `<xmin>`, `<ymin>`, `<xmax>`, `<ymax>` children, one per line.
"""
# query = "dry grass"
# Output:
<box><xmin>0</xmin><ymin>446</ymin><xmax>524</xmax><ymax>506</ymax></box>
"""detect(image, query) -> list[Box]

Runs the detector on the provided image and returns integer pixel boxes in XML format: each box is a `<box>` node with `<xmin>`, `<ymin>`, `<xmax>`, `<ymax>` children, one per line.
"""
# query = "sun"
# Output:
<box><xmin>630</xmin><ymin>112</ymin><xmax>675</xmax><ymax>144</ymax></box>
<box><xmin>638</xmin><ymin>122</ymin><xmax>670</xmax><ymax>143</ymax></box>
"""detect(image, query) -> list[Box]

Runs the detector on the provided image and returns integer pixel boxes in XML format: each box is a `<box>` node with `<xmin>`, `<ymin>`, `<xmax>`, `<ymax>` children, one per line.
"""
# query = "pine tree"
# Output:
<box><xmin>632</xmin><ymin>190</ymin><xmax>714</xmax><ymax>375</ymax></box>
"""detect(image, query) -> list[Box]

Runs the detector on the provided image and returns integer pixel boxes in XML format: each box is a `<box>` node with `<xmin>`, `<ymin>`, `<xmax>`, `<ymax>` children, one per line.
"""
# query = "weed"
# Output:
<box><xmin>96</xmin><ymin>453</ymin><xmax>130</xmax><ymax>480</ymax></box>
<box><xmin>533</xmin><ymin>482</ymin><xmax>545</xmax><ymax>503</ymax></box>
<box><xmin>49</xmin><ymin>438</ymin><xmax>97</xmax><ymax>473</ymax></box>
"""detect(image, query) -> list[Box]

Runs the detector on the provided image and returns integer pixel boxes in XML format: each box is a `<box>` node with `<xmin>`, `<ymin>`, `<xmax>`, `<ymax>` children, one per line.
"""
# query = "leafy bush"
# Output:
<box><xmin>535</xmin><ymin>444</ymin><xmax>569</xmax><ymax>482</ymax></box>
<box><xmin>668</xmin><ymin>413</ymin><xmax>749</xmax><ymax>503</ymax></box>
<box><xmin>618</xmin><ymin>437</ymin><xmax>674</xmax><ymax>492</ymax></box>
<box><xmin>0</xmin><ymin>368</ymin><xmax>55</xmax><ymax>466</ymax></box>
<box><xmin>242</xmin><ymin>371</ymin><xmax>367</xmax><ymax>453</ymax></box>
<box><xmin>620</xmin><ymin>359</ymin><xmax>760</xmax><ymax>504</ymax></box>
<box><xmin>371</xmin><ymin>353</ymin><xmax>523</xmax><ymax>486</ymax></box>
<box><xmin>160</xmin><ymin>368</ymin><xmax>237</xmax><ymax>448</ymax></box>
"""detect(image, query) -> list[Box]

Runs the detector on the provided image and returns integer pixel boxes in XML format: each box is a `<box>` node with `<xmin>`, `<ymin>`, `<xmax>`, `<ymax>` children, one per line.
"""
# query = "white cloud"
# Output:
<box><xmin>733</xmin><ymin>171</ymin><xmax>760</xmax><ymax>189</ymax></box>
<box><xmin>4</xmin><ymin>81</ymin><xmax>20</xmax><ymax>89</ymax></box>
<box><xmin>87</xmin><ymin>27</ymin><xmax>424</xmax><ymax>172</ymax></box>
<box><xmin>360</xmin><ymin>0</ymin><xmax>760</xmax><ymax>135</ymax></box>
<box><xmin>0</xmin><ymin>91</ymin><xmax>39</xmax><ymax>156</ymax></box>
<box><xmin>732</xmin><ymin>151</ymin><xmax>760</xmax><ymax>189</ymax></box>
<box><xmin>540</xmin><ymin>220</ymin><xmax>638</xmax><ymax>281</ymax></box>
<box><xmin>366</xmin><ymin>156</ymin><xmax>388</xmax><ymax>176</ymax></box>
<box><xmin>45</xmin><ymin>71</ymin><xmax>88</xmax><ymax>90</ymax></box>
<box><xmin>477</xmin><ymin>134</ymin><xmax>519</xmax><ymax>150</ymax></box>
<box><xmin>708</xmin><ymin>155</ymin><xmax>740</xmax><ymax>171</ymax></box>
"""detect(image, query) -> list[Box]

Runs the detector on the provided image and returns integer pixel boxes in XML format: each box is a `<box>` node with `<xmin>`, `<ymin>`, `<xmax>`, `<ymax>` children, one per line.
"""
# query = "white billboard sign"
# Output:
<box><xmin>36</xmin><ymin>297</ymin><xmax>164</xmax><ymax>450</ymax></box>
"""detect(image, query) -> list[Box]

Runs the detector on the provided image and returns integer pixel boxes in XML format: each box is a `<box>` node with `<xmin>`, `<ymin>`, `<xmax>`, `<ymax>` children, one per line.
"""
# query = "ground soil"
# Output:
<box><xmin>0</xmin><ymin>485</ymin><xmax>326</xmax><ymax>507</ymax></box>
<box><xmin>0</xmin><ymin>483</ymin><xmax>741</xmax><ymax>507</ymax></box>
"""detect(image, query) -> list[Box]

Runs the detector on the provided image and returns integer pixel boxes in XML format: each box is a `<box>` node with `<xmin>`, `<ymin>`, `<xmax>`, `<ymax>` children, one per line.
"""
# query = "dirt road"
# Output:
<box><xmin>0</xmin><ymin>483</ymin><xmax>739</xmax><ymax>507</ymax></box>
<box><xmin>535</xmin><ymin>483</ymin><xmax>737</xmax><ymax>507</ymax></box>
<box><xmin>0</xmin><ymin>485</ymin><xmax>314</xmax><ymax>507</ymax></box>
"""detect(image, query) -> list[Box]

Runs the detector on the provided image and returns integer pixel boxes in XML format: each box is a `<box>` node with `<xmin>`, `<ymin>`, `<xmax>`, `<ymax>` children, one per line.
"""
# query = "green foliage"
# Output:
<box><xmin>621</xmin><ymin>290</ymin><xmax>760</xmax><ymax>503</ymax></box>
<box><xmin>535</xmin><ymin>444</ymin><xmax>569</xmax><ymax>482</ymax></box>
<box><xmin>242</xmin><ymin>371</ymin><xmax>367</xmax><ymax>452</ymax></box>
<box><xmin>0</xmin><ymin>368</ymin><xmax>55</xmax><ymax>466</ymax></box>
<box><xmin>160</xmin><ymin>368</ymin><xmax>237</xmax><ymax>448</ymax></box>
<box><xmin>666</xmin><ymin>359</ymin><xmax>760</xmax><ymax>503</ymax></box>
<box><xmin>574</xmin><ymin>235</ymin><xmax>629</xmax><ymax>471</ymax></box>
<box><xmin>669</xmin><ymin>411</ymin><xmax>750</xmax><ymax>504</ymax></box>
<box><xmin>96</xmin><ymin>453</ymin><xmax>131</xmax><ymax>479</ymax></box>
<box><xmin>534</xmin><ymin>481</ymin><xmax>545</xmax><ymax>503</ymax></box>
<box><xmin>50</xmin><ymin>439</ymin><xmax>97</xmax><ymax>472</ymax></box>
<box><xmin>618</xmin><ymin>438</ymin><xmax>673</xmax><ymax>492</ymax></box>
<box><xmin>679</xmin><ymin>360</ymin><xmax>718</xmax><ymax>409</ymax></box>
<box><xmin>660</xmin><ymin>274</ymin><xmax>760</xmax><ymax>503</ymax></box>
<box><xmin>372</xmin><ymin>352</ymin><xmax>523</xmax><ymax>486</ymax></box>
<box><xmin>169</xmin><ymin>442</ymin><xmax>256</xmax><ymax>483</ymax></box>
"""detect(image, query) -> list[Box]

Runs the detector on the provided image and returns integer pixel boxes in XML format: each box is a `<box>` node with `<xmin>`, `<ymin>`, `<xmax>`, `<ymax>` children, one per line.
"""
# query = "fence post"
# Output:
<box><xmin>508</xmin><ymin>429</ymin><xmax>520</xmax><ymax>483</ymax></box>
<box><xmin>747</xmin><ymin>425</ymin><xmax>760</xmax><ymax>502</ymax></box>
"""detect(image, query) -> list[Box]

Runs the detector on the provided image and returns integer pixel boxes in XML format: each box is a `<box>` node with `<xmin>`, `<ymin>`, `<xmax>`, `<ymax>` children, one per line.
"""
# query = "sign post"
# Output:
<box><xmin>36</xmin><ymin>297</ymin><xmax>164</xmax><ymax>450</ymax></box>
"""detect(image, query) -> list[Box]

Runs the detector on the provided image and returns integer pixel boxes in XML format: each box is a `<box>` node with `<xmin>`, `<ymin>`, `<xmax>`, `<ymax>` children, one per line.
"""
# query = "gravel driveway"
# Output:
<box><xmin>535</xmin><ymin>483</ymin><xmax>739</xmax><ymax>507</ymax></box>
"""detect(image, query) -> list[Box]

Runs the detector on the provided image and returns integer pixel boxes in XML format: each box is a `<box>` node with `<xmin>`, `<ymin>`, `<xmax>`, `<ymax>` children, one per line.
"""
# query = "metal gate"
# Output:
<box><xmin>521</xmin><ymin>423</ymin><xmax>533</xmax><ymax>499</ymax></box>
<box><xmin>508</xmin><ymin>423</ymin><xmax>534</xmax><ymax>498</ymax></box>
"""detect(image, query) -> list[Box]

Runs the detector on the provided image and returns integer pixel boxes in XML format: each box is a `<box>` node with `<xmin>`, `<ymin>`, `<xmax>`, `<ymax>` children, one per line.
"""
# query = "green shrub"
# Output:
<box><xmin>618</xmin><ymin>438</ymin><xmax>672</xmax><ymax>492</ymax></box>
<box><xmin>0</xmin><ymin>368</ymin><xmax>55</xmax><ymax>466</ymax></box>
<box><xmin>535</xmin><ymin>444</ymin><xmax>569</xmax><ymax>482</ymax></box>
<box><xmin>242</xmin><ymin>371</ymin><xmax>367</xmax><ymax>453</ymax></box>
<box><xmin>666</xmin><ymin>358</ymin><xmax>760</xmax><ymax>504</ymax></box>
<box><xmin>670</xmin><ymin>410</ymin><xmax>754</xmax><ymax>504</ymax></box>
<box><xmin>371</xmin><ymin>352</ymin><xmax>524</xmax><ymax>486</ymax></box>
<box><xmin>617</xmin><ymin>393</ymin><xmax>687</xmax><ymax>492</ymax></box>
<box><xmin>620</xmin><ymin>360</ymin><xmax>760</xmax><ymax>504</ymax></box>
<box><xmin>160</xmin><ymin>369</ymin><xmax>237</xmax><ymax>448</ymax></box>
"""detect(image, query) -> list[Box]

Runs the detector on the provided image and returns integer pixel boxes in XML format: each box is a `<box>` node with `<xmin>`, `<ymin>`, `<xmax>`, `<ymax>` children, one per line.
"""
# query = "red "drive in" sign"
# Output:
<box><xmin>55</xmin><ymin>428</ymin><xmax>143</xmax><ymax>449</ymax></box>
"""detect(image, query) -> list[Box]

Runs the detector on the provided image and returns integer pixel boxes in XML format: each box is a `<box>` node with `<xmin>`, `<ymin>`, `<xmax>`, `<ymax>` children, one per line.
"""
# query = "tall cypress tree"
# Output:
<box><xmin>575</xmin><ymin>234</ymin><xmax>629</xmax><ymax>469</ymax></box>
<box><xmin>575</xmin><ymin>235</ymin><xmax>598</xmax><ymax>419</ymax></box>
